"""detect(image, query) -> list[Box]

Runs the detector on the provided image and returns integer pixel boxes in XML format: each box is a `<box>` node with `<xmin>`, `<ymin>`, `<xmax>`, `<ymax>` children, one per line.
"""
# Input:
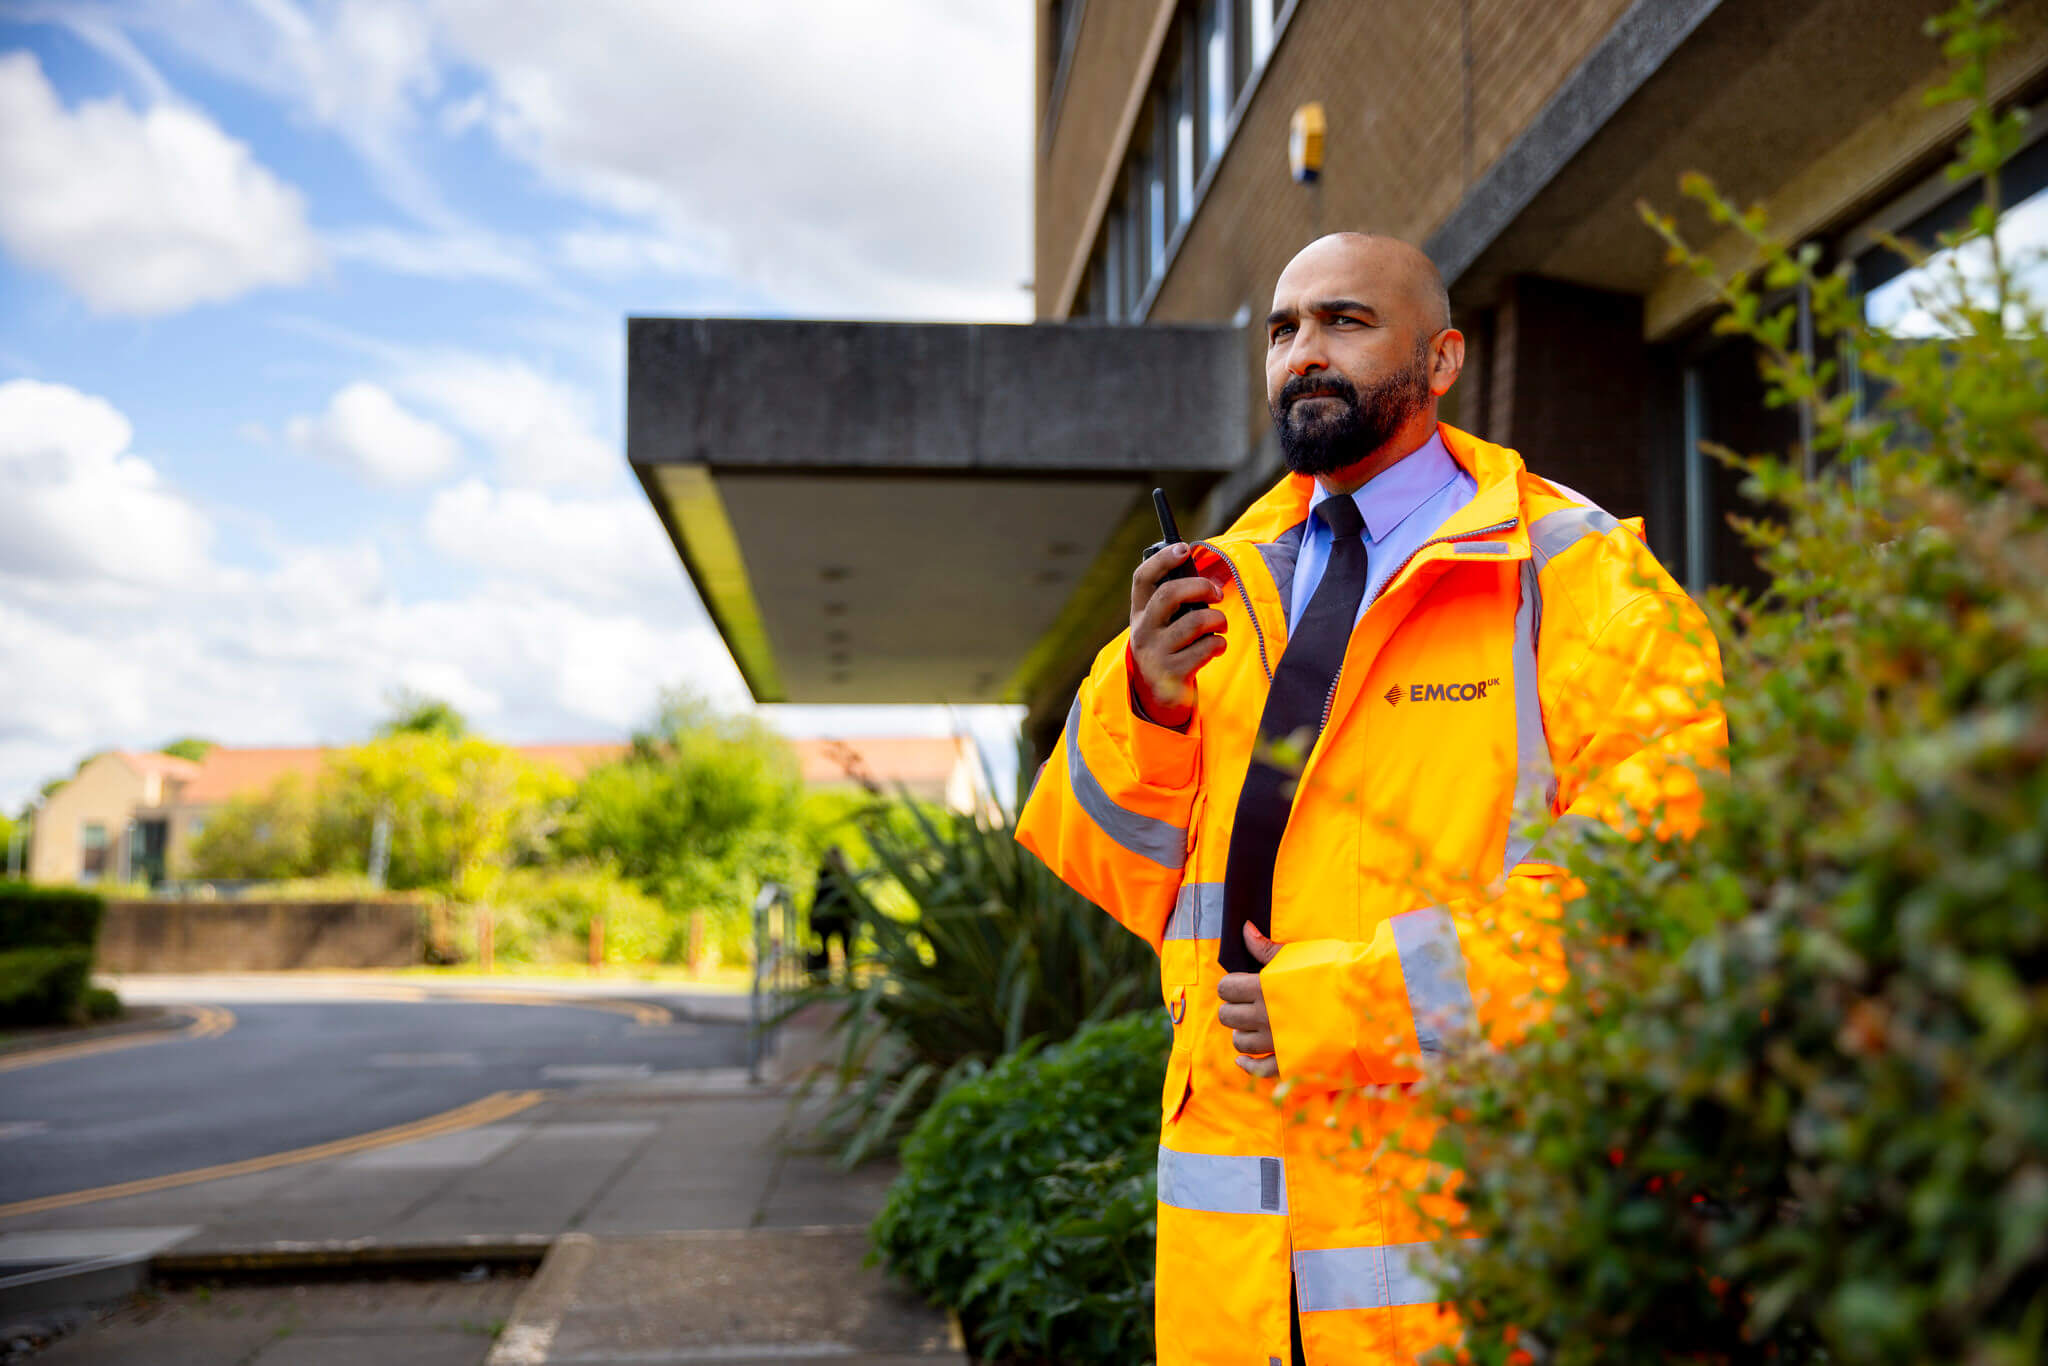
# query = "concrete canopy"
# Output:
<box><xmin>629</xmin><ymin>318</ymin><xmax>1247</xmax><ymax>708</ymax></box>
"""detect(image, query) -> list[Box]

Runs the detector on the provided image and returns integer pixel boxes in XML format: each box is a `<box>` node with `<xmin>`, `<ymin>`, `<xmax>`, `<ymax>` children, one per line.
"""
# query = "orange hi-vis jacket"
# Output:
<box><xmin>1017</xmin><ymin>424</ymin><xmax>1727</xmax><ymax>1366</ymax></box>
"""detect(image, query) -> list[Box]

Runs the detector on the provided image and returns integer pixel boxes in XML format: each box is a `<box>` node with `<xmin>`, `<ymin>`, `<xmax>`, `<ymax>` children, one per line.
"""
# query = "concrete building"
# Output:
<box><xmin>633</xmin><ymin>0</ymin><xmax>2048</xmax><ymax>759</ymax></box>
<box><xmin>27</xmin><ymin>737</ymin><xmax>978</xmax><ymax>887</ymax></box>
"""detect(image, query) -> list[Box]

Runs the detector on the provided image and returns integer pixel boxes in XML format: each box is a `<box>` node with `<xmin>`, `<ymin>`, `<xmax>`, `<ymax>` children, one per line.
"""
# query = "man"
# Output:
<box><xmin>1017</xmin><ymin>233</ymin><xmax>1726</xmax><ymax>1365</ymax></box>
<box><xmin>806</xmin><ymin>845</ymin><xmax>854</xmax><ymax>982</ymax></box>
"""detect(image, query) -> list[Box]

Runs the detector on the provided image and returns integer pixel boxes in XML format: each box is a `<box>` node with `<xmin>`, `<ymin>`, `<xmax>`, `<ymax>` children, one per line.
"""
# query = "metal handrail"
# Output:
<box><xmin>747</xmin><ymin>881</ymin><xmax>801</xmax><ymax>1083</ymax></box>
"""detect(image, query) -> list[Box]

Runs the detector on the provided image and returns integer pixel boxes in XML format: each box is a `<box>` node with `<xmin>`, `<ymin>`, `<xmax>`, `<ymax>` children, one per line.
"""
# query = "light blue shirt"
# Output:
<box><xmin>1288</xmin><ymin>430</ymin><xmax>1479</xmax><ymax>626</ymax></box>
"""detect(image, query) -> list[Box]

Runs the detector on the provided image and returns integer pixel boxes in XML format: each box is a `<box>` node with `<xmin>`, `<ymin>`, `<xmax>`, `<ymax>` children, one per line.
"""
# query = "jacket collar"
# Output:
<box><xmin>1217</xmin><ymin>422</ymin><xmax>1530</xmax><ymax>551</ymax></box>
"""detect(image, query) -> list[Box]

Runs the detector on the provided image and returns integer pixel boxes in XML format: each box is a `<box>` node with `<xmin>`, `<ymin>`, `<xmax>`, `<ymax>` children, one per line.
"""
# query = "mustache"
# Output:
<box><xmin>1279</xmin><ymin>373</ymin><xmax>1358</xmax><ymax>410</ymax></box>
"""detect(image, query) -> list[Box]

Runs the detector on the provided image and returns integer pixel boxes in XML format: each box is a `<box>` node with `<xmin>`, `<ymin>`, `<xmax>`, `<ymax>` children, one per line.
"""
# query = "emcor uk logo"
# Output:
<box><xmin>1385</xmin><ymin>677</ymin><xmax>1501</xmax><ymax>706</ymax></box>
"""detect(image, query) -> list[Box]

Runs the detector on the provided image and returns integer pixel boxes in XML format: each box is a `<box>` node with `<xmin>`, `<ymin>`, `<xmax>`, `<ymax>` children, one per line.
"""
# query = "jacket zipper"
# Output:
<box><xmin>1315</xmin><ymin>518</ymin><xmax>1521</xmax><ymax>734</ymax></box>
<box><xmin>1196</xmin><ymin>540</ymin><xmax>1274</xmax><ymax>683</ymax></box>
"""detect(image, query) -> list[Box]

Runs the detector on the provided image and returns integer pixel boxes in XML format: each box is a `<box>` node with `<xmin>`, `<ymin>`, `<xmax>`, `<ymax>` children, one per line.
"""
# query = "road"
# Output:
<box><xmin>0</xmin><ymin>990</ymin><xmax>752</xmax><ymax>1207</ymax></box>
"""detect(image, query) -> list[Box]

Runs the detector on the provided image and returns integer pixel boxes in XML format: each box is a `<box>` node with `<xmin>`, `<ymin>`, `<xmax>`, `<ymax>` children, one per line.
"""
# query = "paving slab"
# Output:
<box><xmin>26</xmin><ymin>1274</ymin><xmax>527</xmax><ymax>1366</ymax></box>
<box><xmin>488</xmin><ymin>1230</ymin><xmax>960</xmax><ymax>1366</ymax></box>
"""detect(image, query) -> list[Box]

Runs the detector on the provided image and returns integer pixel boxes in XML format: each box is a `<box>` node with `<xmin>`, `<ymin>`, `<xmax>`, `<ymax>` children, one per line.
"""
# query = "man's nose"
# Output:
<box><xmin>1284</xmin><ymin>328</ymin><xmax>1328</xmax><ymax>377</ymax></box>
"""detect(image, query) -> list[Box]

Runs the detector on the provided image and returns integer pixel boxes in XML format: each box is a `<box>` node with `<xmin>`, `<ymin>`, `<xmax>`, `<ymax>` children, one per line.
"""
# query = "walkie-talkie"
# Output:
<box><xmin>1145</xmin><ymin>488</ymin><xmax>1203</xmax><ymax>622</ymax></box>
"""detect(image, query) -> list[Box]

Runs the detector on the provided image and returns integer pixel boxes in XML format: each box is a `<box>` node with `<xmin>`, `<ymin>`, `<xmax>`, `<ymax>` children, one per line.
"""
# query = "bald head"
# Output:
<box><xmin>1263</xmin><ymin>233</ymin><xmax>1466</xmax><ymax>490</ymax></box>
<box><xmin>1290</xmin><ymin>233</ymin><xmax>1450</xmax><ymax>334</ymax></box>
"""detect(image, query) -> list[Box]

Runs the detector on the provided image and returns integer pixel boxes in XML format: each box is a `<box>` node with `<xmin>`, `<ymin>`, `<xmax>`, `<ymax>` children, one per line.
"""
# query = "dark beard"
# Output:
<box><xmin>1271</xmin><ymin>357</ymin><xmax>1432</xmax><ymax>478</ymax></box>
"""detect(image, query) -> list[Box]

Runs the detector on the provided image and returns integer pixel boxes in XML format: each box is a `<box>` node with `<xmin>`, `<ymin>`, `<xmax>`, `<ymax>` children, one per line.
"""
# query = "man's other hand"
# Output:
<box><xmin>1217</xmin><ymin>923</ymin><xmax>1284</xmax><ymax>1077</ymax></box>
<box><xmin>1130</xmin><ymin>542</ymin><xmax>1227</xmax><ymax>726</ymax></box>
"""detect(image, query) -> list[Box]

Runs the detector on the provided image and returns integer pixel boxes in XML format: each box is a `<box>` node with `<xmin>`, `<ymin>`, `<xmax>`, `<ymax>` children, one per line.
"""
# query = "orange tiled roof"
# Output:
<box><xmin>162</xmin><ymin>737</ymin><xmax>958</xmax><ymax>805</ymax></box>
<box><xmin>790</xmin><ymin>736</ymin><xmax>968</xmax><ymax>790</ymax></box>
<box><xmin>114</xmin><ymin>750</ymin><xmax>203</xmax><ymax>782</ymax></box>
<box><xmin>174</xmin><ymin>747</ymin><xmax>330</xmax><ymax>804</ymax></box>
<box><xmin>175</xmin><ymin>742</ymin><xmax>630</xmax><ymax>804</ymax></box>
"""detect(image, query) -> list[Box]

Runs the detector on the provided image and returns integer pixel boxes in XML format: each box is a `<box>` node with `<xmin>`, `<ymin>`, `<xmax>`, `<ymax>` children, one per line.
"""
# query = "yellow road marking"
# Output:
<box><xmin>0</xmin><ymin>1004</ymin><xmax>238</xmax><ymax>1074</ymax></box>
<box><xmin>0</xmin><ymin>1088</ymin><xmax>547</xmax><ymax>1220</ymax></box>
<box><xmin>425</xmin><ymin>990</ymin><xmax>672</xmax><ymax>1026</ymax></box>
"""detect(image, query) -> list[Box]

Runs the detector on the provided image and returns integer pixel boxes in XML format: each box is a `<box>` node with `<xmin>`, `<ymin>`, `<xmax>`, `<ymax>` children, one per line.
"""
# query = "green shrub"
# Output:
<box><xmin>463</xmin><ymin>864</ymin><xmax>669</xmax><ymax>965</ymax></box>
<box><xmin>81</xmin><ymin>985</ymin><xmax>122</xmax><ymax>1022</ymax></box>
<box><xmin>1420</xmin><ymin>6</ymin><xmax>2048</xmax><ymax>1363</ymax></box>
<box><xmin>798</xmin><ymin>796</ymin><xmax>1160</xmax><ymax>1165</ymax></box>
<box><xmin>0</xmin><ymin>946</ymin><xmax>94</xmax><ymax>1026</ymax></box>
<box><xmin>873</xmin><ymin>1011</ymin><xmax>1169</xmax><ymax>1364</ymax></box>
<box><xmin>0</xmin><ymin>881</ymin><xmax>104</xmax><ymax>950</ymax></box>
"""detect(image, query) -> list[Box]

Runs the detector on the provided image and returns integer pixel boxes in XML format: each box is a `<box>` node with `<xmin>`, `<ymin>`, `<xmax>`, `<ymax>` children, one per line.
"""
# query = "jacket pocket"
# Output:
<box><xmin>1161</xmin><ymin>992</ymin><xmax>1195</xmax><ymax>1128</ymax></box>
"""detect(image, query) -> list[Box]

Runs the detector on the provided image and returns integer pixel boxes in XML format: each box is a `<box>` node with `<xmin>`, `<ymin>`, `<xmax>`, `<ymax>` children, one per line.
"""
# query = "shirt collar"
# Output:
<box><xmin>1305</xmin><ymin>429</ymin><xmax>1461</xmax><ymax>544</ymax></box>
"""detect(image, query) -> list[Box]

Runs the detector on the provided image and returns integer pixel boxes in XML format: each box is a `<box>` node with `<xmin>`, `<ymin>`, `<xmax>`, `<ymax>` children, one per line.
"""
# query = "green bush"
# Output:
<box><xmin>0</xmin><ymin>881</ymin><xmax>104</xmax><ymax>950</ymax></box>
<box><xmin>1420</xmin><ymin>6</ymin><xmax>2048</xmax><ymax>1363</ymax></box>
<box><xmin>798</xmin><ymin>795</ymin><xmax>1160</xmax><ymax>1164</ymax></box>
<box><xmin>81</xmin><ymin>985</ymin><xmax>122</xmax><ymax>1022</ymax></box>
<box><xmin>464</xmin><ymin>863</ymin><xmax>670</xmax><ymax>965</ymax></box>
<box><xmin>873</xmin><ymin>1011</ymin><xmax>1169</xmax><ymax>1364</ymax></box>
<box><xmin>0</xmin><ymin>946</ymin><xmax>94</xmax><ymax>1026</ymax></box>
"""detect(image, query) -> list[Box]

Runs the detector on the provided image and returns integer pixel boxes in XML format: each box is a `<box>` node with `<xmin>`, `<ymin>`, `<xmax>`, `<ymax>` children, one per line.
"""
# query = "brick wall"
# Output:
<box><xmin>99</xmin><ymin>900</ymin><xmax>424</xmax><ymax>972</ymax></box>
<box><xmin>1036</xmin><ymin>0</ymin><xmax>1641</xmax><ymax>462</ymax></box>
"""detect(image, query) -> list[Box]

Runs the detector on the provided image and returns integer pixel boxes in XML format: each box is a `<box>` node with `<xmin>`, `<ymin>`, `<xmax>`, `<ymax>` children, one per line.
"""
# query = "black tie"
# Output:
<box><xmin>1219</xmin><ymin>495</ymin><xmax>1368</xmax><ymax>974</ymax></box>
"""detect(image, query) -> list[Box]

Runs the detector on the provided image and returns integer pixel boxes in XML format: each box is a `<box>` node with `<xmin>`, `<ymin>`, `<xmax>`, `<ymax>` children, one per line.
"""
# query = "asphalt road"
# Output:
<box><xmin>0</xmin><ymin>996</ymin><xmax>752</xmax><ymax>1206</ymax></box>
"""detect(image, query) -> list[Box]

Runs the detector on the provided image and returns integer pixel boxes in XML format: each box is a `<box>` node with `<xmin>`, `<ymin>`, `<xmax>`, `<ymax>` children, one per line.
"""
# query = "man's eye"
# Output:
<box><xmin>1270</xmin><ymin>324</ymin><xmax>1294</xmax><ymax>342</ymax></box>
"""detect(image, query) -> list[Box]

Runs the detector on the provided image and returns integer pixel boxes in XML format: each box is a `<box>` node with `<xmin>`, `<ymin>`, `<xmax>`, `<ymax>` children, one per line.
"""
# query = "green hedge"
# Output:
<box><xmin>0</xmin><ymin>883</ymin><xmax>107</xmax><ymax>1025</ymax></box>
<box><xmin>0</xmin><ymin>881</ymin><xmax>105</xmax><ymax>950</ymax></box>
<box><xmin>872</xmin><ymin>1011</ymin><xmax>1169</xmax><ymax>1364</ymax></box>
<box><xmin>1420</xmin><ymin>8</ymin><xmax>2048</xmax><ymax>1363</ymax></box>
<box><xmin>0</xmin><ymin>946</ymin><xmax>95</xmax><ymax>1026</ymax></box>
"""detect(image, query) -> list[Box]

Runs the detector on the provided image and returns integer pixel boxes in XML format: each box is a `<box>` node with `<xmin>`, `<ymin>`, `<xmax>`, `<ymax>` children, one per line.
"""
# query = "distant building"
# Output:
<box><xmin>27</xmin><ymin>736</ymin><xmax>980</xmax><ymax>887</ymax></box>
<box><xmin>631</xmin><ymin>0</ymin><xmax>2048</xmax><ymax>761</ymax></box>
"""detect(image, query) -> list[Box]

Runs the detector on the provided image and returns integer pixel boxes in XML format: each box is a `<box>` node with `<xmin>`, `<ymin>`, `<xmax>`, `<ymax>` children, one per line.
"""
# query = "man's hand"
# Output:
<box><xmin>1217</xmin><ymin>923</ymin><xmax>1284</xmax><ymax>1077</ymax></box>
<box><xmin>1130</xmin><ymin>542</ymin><xmax>1227</xmax><ymax>726</ymax></box>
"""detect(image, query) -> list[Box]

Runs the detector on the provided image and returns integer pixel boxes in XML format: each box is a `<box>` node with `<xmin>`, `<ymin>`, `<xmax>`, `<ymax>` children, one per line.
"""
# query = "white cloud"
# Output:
<box><xmin>424</xmin><ymin>478</ymin><xmax>679</xmax><ymax>603</ymax></box>
<box><xmin>124</xmin><ymin>0</ymin><xmax>452</xmax><ymax>229</ymax></box>
<box><xmin>430</xmin><ymin>1</ymin><xmax>1033</xmax><ymax>319</ymax></box>
<box><xmin>327</xmin><ymin>224</ymin><xmax>545</xmax><ymax>285</ymax></box>
<box><xmin>0</xmin><ymin>50</ymin><xmax>322</xmax><ymax>316</ymax></box>
<box><xmin>558</xmin><ymin>226</ymin><xmax>717</xmax><ymax>280</ymax></box>
<box><xmin>0</xmin><ymin>378</ymin><xmax>212</xmax><ymax>584</ymax></box>
<box><xmin>286</xmin><ymin>382</ymin><xmax>463</xmax><ymax>486</ymax></box>
<box><xmin>398</xmin><ymin>353</ymin><xmax>616</xmax><ymax>487</ymax></box>
<box><xmin>0</xmin><ymin>378</ymin><xmax>744</xmax><ymax>811</ymax></box>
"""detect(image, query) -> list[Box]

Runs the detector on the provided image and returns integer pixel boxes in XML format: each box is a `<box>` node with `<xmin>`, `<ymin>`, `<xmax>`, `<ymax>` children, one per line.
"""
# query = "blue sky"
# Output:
<box><xmin>0</xmin><ymin>1</ymin><xmax>1034</xmax><ymax>810</ymax></box>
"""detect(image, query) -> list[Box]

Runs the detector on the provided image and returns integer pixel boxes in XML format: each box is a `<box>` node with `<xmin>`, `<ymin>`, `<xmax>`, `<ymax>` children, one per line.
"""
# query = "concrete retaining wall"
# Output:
<box><xmin>98</xmin><ymin>900</ymin><xmax>424</xmax><ymax>972</ymax></box>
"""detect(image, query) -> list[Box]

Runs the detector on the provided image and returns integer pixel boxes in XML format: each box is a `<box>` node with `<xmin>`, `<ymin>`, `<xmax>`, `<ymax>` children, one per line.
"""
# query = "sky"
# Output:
<box><xmin>0</xmin><ymin>0</ymin><xmax>1035</xmax><ymax>813</ymax></box>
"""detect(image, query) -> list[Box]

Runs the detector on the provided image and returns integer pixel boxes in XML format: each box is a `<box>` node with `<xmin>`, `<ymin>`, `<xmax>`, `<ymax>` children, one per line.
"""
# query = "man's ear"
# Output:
<box><xmin>1430</xmin><ymin>328</ymin><xmax>1466</xmax><ymax>397</ymax></box>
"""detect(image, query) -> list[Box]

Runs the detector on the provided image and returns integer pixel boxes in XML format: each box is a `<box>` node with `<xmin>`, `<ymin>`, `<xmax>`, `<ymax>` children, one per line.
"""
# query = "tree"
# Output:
<box><xmin>376</xmin><ymin>689</ymin><xmax>469</xmax><ymax>740</ymax></box>
<box><xmin>555</xmin><ymin>688</ymin><xmax>814</xmax><ymax>960</ymax></box>
<box><xmin>185</xmin><ymin>773</ymin><xmax>320</xmax><ymax>881</ymax></box>
<box><xmin>1420</xmin><ymin>5</ymin><xmax>2048</xmax><ymax>1362</ymax></box>
<box><xmin>158</xmin><ymin>737</ymin><xmax>215</xmax><ymax>763</ymax></box>
<box><xmin>322</xmin><ymin>730</ymin><xmax>570</xmax><ymax>893</ymax></box>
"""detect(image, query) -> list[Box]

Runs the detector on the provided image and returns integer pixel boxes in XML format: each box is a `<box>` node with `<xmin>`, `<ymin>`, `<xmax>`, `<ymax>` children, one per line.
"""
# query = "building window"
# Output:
<box><xmin>1170</xmin><ymin>35</ymin><xmax>1195</xmax><ymax>227</ymax></box>
<box><xmin>1199</xmin><ymin>0</ymin><xmax>1232</xmax><ymax>171</ymax></box>
<box><xmin>1861</xmin><ymin>181</ymin><xmax>2048</xmax><ymax>337</ymax></box>
<box><xmin>1070</xmin><ymin>0</ymin><xmax>1292</xmax><ymax>321</ymax></box>
<box><xmin>1147</xmin><ymin>115</ymin><xmax>1169</xmax><ymax>278</ymax></box>
<box><xmin>80</xmin><ymin>821</ymin><xmax>107</xmax><ymax>883</ymax></box>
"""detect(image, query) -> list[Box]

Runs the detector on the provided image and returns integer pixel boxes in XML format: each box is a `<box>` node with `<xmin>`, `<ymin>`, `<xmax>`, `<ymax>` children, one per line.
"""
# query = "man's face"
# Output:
<box><xmin>1263</xmin><ymin>239</ymin><xmax>1442</xmax><ymax>477</ymax></box>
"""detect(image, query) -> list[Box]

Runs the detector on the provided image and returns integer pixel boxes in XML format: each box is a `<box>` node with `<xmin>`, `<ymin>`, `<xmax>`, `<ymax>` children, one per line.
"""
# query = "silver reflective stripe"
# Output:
<box><xmin>1253</xmin><ymin>521</ymin><xmax>1308</xmax><ymax>630</ymax></box>
<box><xmin>1063</xmin><ymin>699</ymin><xmax>1187</xmax><ymax>870</ymax></box>
<box><xmin>1389</xmin><ymin>907</ymin><xmax>1476</xmax><ymax>1057</ymax></box>
<box><xmin>1502</xmin><ymin>557</ymin><xmax>1557</xmax><ymax>874</ymax></box>
<box><xmin>1527</xmin><ymin>504</ymin><xmax>1620</xmax><ymax>563</ymax></box>
<box><xmin>1455</xmin><ymin>541</ymin><xmax>1510</xmax><ymax>555</ymax></box>
<box><xmin>1163</xmin><ymin>882</ymin><xmax>1225</xmax><ymax>940</ymax></box>
<box><xmin>1293</xmin><ymin>1241</ymin><xmax>1454</xmax><ymax>1312</ymax></box>
<box><xmin>1157</xmin><ymin>1146</ymin><xmax>1287</xmax><ymax>1214</ymax></box>
<box><xmin>1519</xmin><ymin>811</ymin><xmax>1616</xmax><ymax>869</ymax></box>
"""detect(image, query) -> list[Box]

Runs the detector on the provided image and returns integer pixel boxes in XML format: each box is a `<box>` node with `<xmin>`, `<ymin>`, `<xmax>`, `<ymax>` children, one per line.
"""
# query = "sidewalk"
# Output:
<box><xmin>4</xmin><ymin>1008</ymin><xmax>961</xmax><ymax>1365</ymax></box>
